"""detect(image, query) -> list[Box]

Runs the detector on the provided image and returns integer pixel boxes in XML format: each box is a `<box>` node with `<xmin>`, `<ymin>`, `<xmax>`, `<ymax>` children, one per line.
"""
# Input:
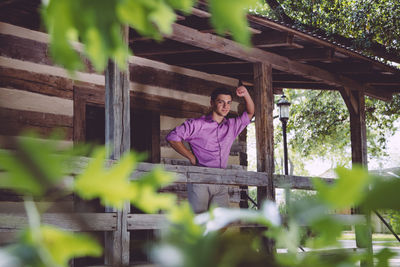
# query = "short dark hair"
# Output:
<box><xmin>210</xmin><ymin>87</ymin><xmax>233</xmax><ymax>101</ymax></box>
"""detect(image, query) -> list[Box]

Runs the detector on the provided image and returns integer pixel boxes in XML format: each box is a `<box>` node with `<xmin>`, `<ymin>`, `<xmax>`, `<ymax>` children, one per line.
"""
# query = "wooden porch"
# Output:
<box><xmin>1</xmin><ymin>0</ymin><xmax>400</xmax><ymax>266</ymax></box>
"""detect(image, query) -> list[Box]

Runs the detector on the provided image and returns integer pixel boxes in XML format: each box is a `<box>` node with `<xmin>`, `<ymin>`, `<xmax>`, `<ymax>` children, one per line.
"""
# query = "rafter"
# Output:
<box><xmin>146</xmin><ymin>51</ymin><xmax>245</xmax><ymax>66</ymax></box>
<box><xmin>132</xmin><ymin>40</ymin><xmax>203</xmax><ymax>56</ymax></box>
<box><xmin>167</xmin><ymin>23</ymin><xmax>389</xmax><ymax>100</ymax></box>
<box><xmin>275</xmin><ymin>47</ymin><xmax>334</xmax><ymax>62</ymax></box>
<box><xmin>252</xmin><ymin>32</ymin><xmax>302</xmax><ymax>48</ymax></box>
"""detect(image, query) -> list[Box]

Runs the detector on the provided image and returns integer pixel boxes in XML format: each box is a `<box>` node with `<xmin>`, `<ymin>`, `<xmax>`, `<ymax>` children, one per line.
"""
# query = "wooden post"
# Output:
<box><xmin>341</xmin><ymin>88</ymin><xmax>373</xmax><ymax>266</ymax></box>
<box><xmin>254</xmin><ymin>62</ymin><xmax>275</xmax><ymax>255</ymax></box>
<box><xmin>150</xmin><ymin>111</ymin><xmax>161</xmax><ymax>163</ymax></box>
<box><xmin>253</xmin><ymin>63</ymin><xmax>275</xmax><ymax>205</ymax></box>
<box><xmin>238</xmin><ymin>103</ymin><xmax>249</xmax><ymax>209</ymax></box>
<box><xmin>104</xmin><ymin>26</ymin><xmax>131</xmax><ymax>267</ymax></box>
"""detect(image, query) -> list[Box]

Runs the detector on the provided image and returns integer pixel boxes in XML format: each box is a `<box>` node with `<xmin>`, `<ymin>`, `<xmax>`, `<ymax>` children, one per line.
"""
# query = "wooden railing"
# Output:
<box><xmin>1</xmin><ymin>159</ymin><xmax>354</xmax><ymax>266</ymax></box>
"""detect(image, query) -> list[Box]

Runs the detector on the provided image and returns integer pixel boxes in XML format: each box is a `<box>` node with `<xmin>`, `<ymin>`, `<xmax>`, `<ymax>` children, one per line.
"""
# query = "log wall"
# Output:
<box><xmin>0</xmin><ymin>22</ymin><xmax>248</xmax><ymax>207</ymax></box>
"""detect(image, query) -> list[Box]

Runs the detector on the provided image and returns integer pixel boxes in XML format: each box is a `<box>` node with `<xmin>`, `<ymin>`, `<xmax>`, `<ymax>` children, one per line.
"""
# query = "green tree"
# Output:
<box><xmin>254</xmin><ymin>0</ymin><xmax>400</xmax><ymax>63</ymax></box>
<box><xmin>280</xmin><ymin>90</ymin><xmax>400</xmax><ymax>171</ymax></box>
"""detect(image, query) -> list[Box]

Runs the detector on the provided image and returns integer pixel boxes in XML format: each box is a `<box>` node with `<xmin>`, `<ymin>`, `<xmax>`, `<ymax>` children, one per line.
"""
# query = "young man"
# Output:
<box><xmin>166</xmin><ymin>86</ymin><xmax>255</xmax><ymax>213</ymax></box>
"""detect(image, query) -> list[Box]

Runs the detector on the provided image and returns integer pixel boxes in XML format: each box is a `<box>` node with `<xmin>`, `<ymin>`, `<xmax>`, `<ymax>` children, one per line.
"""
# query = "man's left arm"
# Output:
<box><xmin>236</xmin><ymin>86</ymin><xmax>254</xmax><ymax>120</ymax></box>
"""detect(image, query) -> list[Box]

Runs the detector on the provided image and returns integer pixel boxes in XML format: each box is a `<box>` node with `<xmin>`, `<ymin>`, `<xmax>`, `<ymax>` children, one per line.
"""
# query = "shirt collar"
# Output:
<box><xmin>205</xmin><ymin>113</ymin><xmax>228</xmax><ymax>124</ymax></box>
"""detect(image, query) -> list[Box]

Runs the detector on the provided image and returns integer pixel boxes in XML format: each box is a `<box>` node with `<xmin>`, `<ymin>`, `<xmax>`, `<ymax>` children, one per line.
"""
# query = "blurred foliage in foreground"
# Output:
<box><xmin>0</xmin><ymin>133</ymin><xmax>400</xmax><ymax>266</ymax></box>
<box><xmin>41</xmin><ymin>0</ymin><xmax>259</xmax><ymax>73</ymax></box>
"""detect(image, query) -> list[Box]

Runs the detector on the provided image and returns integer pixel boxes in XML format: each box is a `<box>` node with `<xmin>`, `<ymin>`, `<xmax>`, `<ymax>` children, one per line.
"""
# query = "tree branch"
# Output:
<box><xmin>263</xmin><ymin>0</ymin><xmax>295</xmax><ymax>24</ymax></box>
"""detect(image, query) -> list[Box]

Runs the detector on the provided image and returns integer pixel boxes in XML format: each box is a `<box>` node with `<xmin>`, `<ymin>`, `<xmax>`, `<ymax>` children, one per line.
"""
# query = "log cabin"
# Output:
<box><xmin>1</xmin><ymin>0</ymin><xmax>400</xmax><ymax>266</ymax></box>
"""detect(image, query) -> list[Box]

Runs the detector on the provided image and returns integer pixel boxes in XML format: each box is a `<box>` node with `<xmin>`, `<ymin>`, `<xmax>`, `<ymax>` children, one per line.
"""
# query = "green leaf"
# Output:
<box><xmin>267</xmin><ymin>220</ymin><xmax>300</xmax><ymax>254</ymax></box>
<box><xmin>313</xmin><ymin>165</ymin><xmax>370</xmax><ymax>209</ymax></box>
<box><xmin>131</xmin><ymin>167</ymin><xmax>176</xmax><ymax>213</ymax></box>
<box><xmin>166</xmin><ymin>0</ymin><xmax>195</xmax><ymax>13</ymax></box>
<box><xmin>42</xmin><ymin>0</ymin><xmax>84</xmax><ymax>71</ymax></box>
<box><xmin>362</xmin><ymin>177</ymin><xmax>400</xmax><ymax>210</ymax></box>
<box><xmin>306</xmin><ymin>217</ymin><xmax>343</xmax><ymax>248</ymax></box>
<box><xmin>117</xmin><ymin>0</ymin><xmax>177</xmax><ymax>41</ymax></box>
<box><xmin>24</xmin><ymin>225</ymin><xmax>102</xmax><ymax>267</ymax></box>
<box><xmin>375</xmin><ymin>248</ymin><xmax>397</xmax><ymax>267</ymax></box>
<box><xmin>74</xmin><ymin>148</ymin><xmax>176</xmax><ymax>212</ymax></box>
<box><xmin>0</xmin><ymin>133</ymin><xmax>72</xmax><ymax>196</ymax></box>
<box><xmin>43</xmin><ymin>0</ymin><xmax>130</xmax><ymax>72</ymax></box>
<box><xmin>209</xmin><ymin>0</ymin><xmax>258</xmax><ymax>46</ymax></box>
<box><xmin>148</xmin><ymin>1</ymin><xmax>177</xmax><ymax>35</ymax></box>
<box><xmin>167</xmin><ymin>202</ymin><xmax>204</xmax><ymax>243</ymax></box>
<box><xmin>74</xmin><ymin>148</ymin><xmax>138</xmax><ymax>209</ymax></box>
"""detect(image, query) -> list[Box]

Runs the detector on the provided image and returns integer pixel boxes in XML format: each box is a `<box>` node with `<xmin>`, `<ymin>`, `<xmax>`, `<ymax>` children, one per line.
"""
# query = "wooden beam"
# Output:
<box><xmin>0</xmin><ymin>213</ymin><xmax>117</xmax><ymax>231</ymax></box>
<box><xmin>247</xmin><ymin>15</ymin><xmax>398</xmax><ymax>74</ymax></box>
<box><xmin>278</xmin><ymin>48</ymin><xmax>334</xmax><ymax>62</ymax></box>
<box><xmin>148</xmin><ymin>51</ymin><xmax>244</xmax><ymax>66</ymax></box>
<box><xmin>339</xmin><ymin>87</ymin><xmax>359</xmax><ymax>115</ymax></box>
<box><xmin>150</xmin><ymin>111</ymin><xmax>161</xmax><ymax>163</ymax></box>
<box><xmin>73</xmin><ymin>87</ymin><xmax>87</xmax><ymax>143</ymax></box>
<box><xmin>348</xmin><ymin>91</ymin><xmax>367</xmax><ymax>166</ymax></box>
<box><xmin>364</xmin><ymin>88</ymin><xmax>393</xmax><ymax>102</ymax></box>
<box><xmin>0</xmin><ymin>107</ymin><xmax>73</xmax><ymax>140</ymax></box>
<box><xmin>69</xmin><ymin>158</ymin><xmax>335</xmax><ymax>189</ymax></box>
<box><xmin>253</xmin><ymin>63</ymin><xmax>275</xmax><ymax>204</ymax></box>
<box><xmin>272</xmin><ymin>83</ymin><xmax>337</xmax><ymax>90</ymax></box>
<box><xmin>315</xmin><ymin>62</ymin><xmax>375</xmax><ymax>74</ymax></box>
<box><xmin>104</xmin><ymin>26</ymin><xmax>131</xmax><ymax>267</ymax></box>
<box><xmin>252</xmin><ymin>32</ymin><xmax>293</xmax><ymax>48</ymax></box>
<box><xmin>345</xmin><ymin>90</ymin><xmax>373</xmax><ymax>266</ymax></box>
<box><xmin>127</xmin><ymin>214</ymin><xmax>168</xmax><ymax>230</ymax></box>
<box><xmin>0</xmin><ymin>66</ymin><xmax>73</xmax><ymax>99</ymax></box>
<box><xmin>133</xmin><ymin>40</ymin><xmax>203</xmax><ymax>56</ymax></box>
<box><xmin>168</xmin><ymin>23</ymin><xmax>377</xmax><ymax>94</ymax></box>
<box><xmin>125</xmin><ymin>214</ymin><xmax>366</xmax><ymax>230</ymax></box>
<box><xmin>190</xmin><ymin>7</ymin><xmax>261</xmax><ymax>34</ymax></box>
<box><xmin>180</xmin><ymin>63</ymin><xmax>253</xmax><ymax>76</ymax></box>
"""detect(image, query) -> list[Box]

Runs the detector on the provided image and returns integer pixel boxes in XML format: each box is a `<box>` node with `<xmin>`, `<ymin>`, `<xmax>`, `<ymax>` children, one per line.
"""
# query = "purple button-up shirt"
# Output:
<box><xmin>166</xmin><ymin>112</ymin><xmax>250</xmax><ymax>168</ymax></box>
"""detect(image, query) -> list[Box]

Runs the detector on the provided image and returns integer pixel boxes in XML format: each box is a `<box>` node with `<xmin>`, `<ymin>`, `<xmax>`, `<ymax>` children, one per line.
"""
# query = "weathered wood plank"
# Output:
<box><xmin>73</xmin><ymin>87</ymin><xmax>87</xmax><ymax>143</ymax></box>
<box><xmin>0</xmin><ymin>66</ymin><xmax>73</xmax><ymax>99</ymax></box>
<box><xmin>0</xmin><ymin>28</ymin><xmax>238</xmax><ymax>100</ymax></box>
<box><xmin>0</xmin><ymin>22</ymin><xmax>238</xmax><ymax>86</ymax></box>
<box><xmin>0</xmin><ymin>201</ymin><xmax>74</xmax><ymax>213</ymax></box>
<box><xmin>0</xmin><ymin>120</ymin><xmax>73</xmax><ymax>140</ymax></box>
<box><xmin>0</xmin><ymin>33</ymin><xmax>54</xmax><ymax>66</ymax></box>
<box><xmin>150</xmin><ymin>111</ymin><xmax>161</xmax><ymax>163</ymax></box>
<box><xmin>126</xmin><ymin>213</ymin><xmax>365</xmax><ymax>230</ymax></box>
<box><xmin>254</xmin><ymin>63</ymin><xmax>275</xmax><ymax>204</ymax></box>
<box><xmin>74</xmin><ymin>85</ymin><xmax>211</xmax><ymax>119</ymax></box>
<box><xmin>0</xmin><ymin>107</ymin><xmax>73</xmax><ymax>140</ymax></box>
<box><xmin>0</xmin><ymin>213</ymin><xmax>117</xmax><ymax>231</ymax></box>
<box><xmin>0</xmin><ymin>87</ymin><xmax>73</xmax><ymax>116</ymax></box>
<box><xmin>66</xmin><ymin>157</ymin><xmax>334</xmax><ymax>189</ymax></box>
<box><xmin>129</xmin><ymin>65</ymin><xmax>235</xmax><ymax>98</ymax></box>
<box><xmin>127</xmin><ymin>214</ymin><xmax>168</xmax><ymax>230</ymax></box>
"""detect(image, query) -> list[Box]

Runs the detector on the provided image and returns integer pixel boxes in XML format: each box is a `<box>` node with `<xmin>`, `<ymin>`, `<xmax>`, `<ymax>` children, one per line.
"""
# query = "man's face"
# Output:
<box><xmin>211</xmin><ymin>94</ymin><xmax>232</xmax><ymax>117</ymax></box>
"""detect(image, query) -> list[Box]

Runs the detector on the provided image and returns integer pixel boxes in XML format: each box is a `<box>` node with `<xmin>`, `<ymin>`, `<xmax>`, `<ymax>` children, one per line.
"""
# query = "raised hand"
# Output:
<box><xmin>236</xmin><ymin>85</ymin><xmax>248</xmax><ymax>97</ymax></box>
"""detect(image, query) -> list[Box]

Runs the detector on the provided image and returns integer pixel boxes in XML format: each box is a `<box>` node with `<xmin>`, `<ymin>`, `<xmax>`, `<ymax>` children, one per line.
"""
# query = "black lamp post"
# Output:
<box><xmin>277</xmin><ymin>94</ymin><xmax>291</xmax><ymax>175</ymax></box>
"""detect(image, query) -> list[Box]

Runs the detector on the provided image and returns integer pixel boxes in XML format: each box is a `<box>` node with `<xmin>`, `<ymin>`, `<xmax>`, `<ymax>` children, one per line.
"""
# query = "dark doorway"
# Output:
<box><xmin>85</xmin><ymin>104</ymin><xmax>160</xmax><ymax>163</ymax></box>
<box><xmin>85</xmin><ymin>104</ymin><xmax>160</xmax><ymax>264</ymax></box>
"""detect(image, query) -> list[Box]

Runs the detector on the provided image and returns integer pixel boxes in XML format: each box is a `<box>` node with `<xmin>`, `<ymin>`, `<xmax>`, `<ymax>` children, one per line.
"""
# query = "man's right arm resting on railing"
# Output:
<box><xmin>166</xmin><ymin>119</ymin><xmax>197</xmax><ymax>166</ymax></box>
<box><xmin>168</xmin><ymin>140</ymin><xmax>197</xmax><ymax>166</ymax></box>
